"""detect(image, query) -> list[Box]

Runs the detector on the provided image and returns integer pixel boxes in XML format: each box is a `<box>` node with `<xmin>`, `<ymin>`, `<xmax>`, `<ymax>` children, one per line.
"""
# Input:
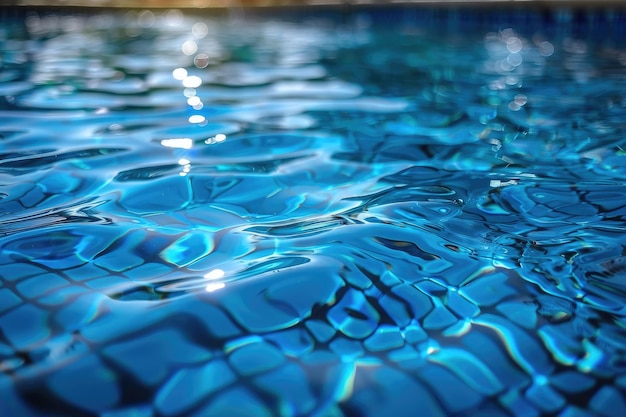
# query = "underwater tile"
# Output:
<box><xmin>182</xmin><ymin>299</ymin><xmax>242</xmax><ymax>340</ymax></box>
<box><xmin>347</xmin><ymin>366</ymin><xmax>445</xmax><ymax>417</ymax></box>
<box><xmin>217</xmin><ymin>280</ymin><xmax>301</xmax><ymax>333</ymax></box>
<box><xmin>535</xmin><ymin>294</ymin><xmax>577</xmax><ymax>324</ymax></box>
<box><xmin>390</xmin><ymin>283</ymin><xmax>433</xmax><ymax>320</ymax></box>
<box><xmin>47</xmin><ymin>354</ymin><xmax>120</xmax><ymax>413</ymax></box>
<box><xmin>459</xmin><ymin>272</ymin><xmax>517</xmax><ymax>307</ymax></box>
<box><xmin>529</xmin><ymin>186</ymin><xmax>579</xmax><ymax>207</ymax></box>
<box><xmin>186</xmin><ymin>176</ymin><xmax>245</xmax><ymax>207</ymax></box>
<box><xmin>0</xmin><ymin>304</ymin><xmax>49</xmax><ymax>350</ymax></box>
<box><xmin>93</xmin><ymin>251</ymin><xmax>146</xmax><ymax>273</ymax></box>
<box><xmin>417</xmin><ymin>363</ymin><xmax>484</xmax><ymax>413</ymax></box>
<box><xmin>341</xmin><ymin>266</ymin><xmax>375</xmax><ymax>290</ymax></box>
<box><xmin>495</xmin><ymin>301</ymin><xmax>538</xmax><ymax>330</ymax></box>
<box><xmin>371</xmin><ymin>234</ymin><xmax>454</xmax><ymax>274</ymax></box>
<box><xmin>589</xmin><ymin>386</ymin><xmax>626</xmax><ymax>417</ymax></box>
<box><xmin>38</xmin><ymin>171</ymin><xmax>82</xmax><ymax>194</ymax></box>
<box><xmin>16</xmin><ymin>273</ymin><xmax>68</xmax><ymax>299</ymax></box>
<box><xmin>264</xmin><ymin>327</ymin><xmax>315</xmax><ymax>358</ymax></box>
<box><xmin>327</xmin><ymin>288</ymin><xmax>380</xmax><ymax>339</ymax></box>
<box><xmin>0</xmin><ymin>182</ymin><xmax>36</xmax><ymax>205</ymax></box>
<box><xmin>123</xmin><ymin>262</ymin><xmax>172</xmax><ymax>280</ymax></box>
<box><xmin>378</xmin><ymin>293</ymin><xmax>412</xmax><ymax>328</ymax></box>
<box><xmin>41</xmin><ymin>288</ymin><xmax>94</xmax><ymax>314</ymax></box>
<box><xmin>0</xmin><ymin>288</ymin><xmax>21</xmax><ymax>314</ymax></box>
<box><xmin>159</xmin><ymin>231</ymin><xmax>214</xmax><ymax>267</ymax></box>
<box><xmin>0</xmin><ymin>342</ymin><xmax>14</xmax><ymax>357</ymax></box>
<box><xmin>498</xmin><ymin>185</ymin><xmax>537</xmax><ymax>213</ymax></box>
<box><xmin>314</xmin><ymin>360</ymin><xmax>358</xmax><ymax>405</ymax></box>
<box><xmin>379</xmin><ymin>270</ymin><xmax>403</xmax><ymax>288</ymax></box>
<box><xmin>402</xmin><ymin>321</ymin><xmax>428</xmax><ymax>344</ymax></box>
<box><xmin>186</xmin><ymin>233</ymin><xmax>254</xmax><ymax>272</ymax></box>
<box><xmin>305</xmin><ymin>320</ymin><xmax>336</xmax><ymax>344</ymax></box>
<box><xmin>438</xmin><ymin>317</ymin><xmax>472</xmax><ymax>337</ymax></box>
<box><xmin>253</xmin><ymin>363</ymin><xmax>317</xmax><ymax>416</ymax></box>
<box><xmin>119</xmin><ymin>176</ymin><xmax>191</xmax><ymax>214</ymax></box>
<box><xmin>83</xmin><ymin>276</ymin><xmax>131</xmax><ymax>290</ymax></box>
<box><xmin>586</xmin><ymin>190</ymin><xmax>626</xmax><ymax>212</ymax></box>
<box><xmin>474</xmin><ymin>314</ymin><xmax>554</xmax><ymax>377</ymax></box>
<box><xmin>476</xmin><ymin>409</ymin><xmax>512</xmax><ymax>417</ymax></box>
<box><xmin>190</xmin><ymin>387</ymin><xmax>271</xmax><ymax>417</ymax></box>
<box><xmin>155</xmin><ymin>359</ymin><xmax>236</xmax><ymax>416</ymax></box>
<box><xmin>446</xmin><ymin>290</ymin><xmax>481</xmax><ymax>318</ymax></box>
<box><xmin>51</xmin><ymin>293</ymin><xmax>108</xmax><ymax>333</ymax></box>
<box><xmin>461</xmin><ymin>331</ymin><xmax>531</xmax><ymax>390</ymax></box>
<box><xmin>537</xmin><ymin>325</ymin><xmax>584</xmax><ymax>367</ymax></box>
<box><xmin>329</xmin><ymin>337</ymin><xmax>364</xmax><ymax>360</ymax></box>
<box><xmin>428</xmin><ymin>348</ymin><xmax>504</xmax><ymax>395</ymax></box>
<box><xmin>415</xmin><ymin>279</ymin><xmax>448</xmax><ymax>297</ymax></box>
<box><xmin>19</xmin><ymin>184</ymin><xmax>46</xmax><ymax>208</ymax></box>
<box><xmin>363</xmin><ymin>325</ymin><xmax>404</xmax><ymax>352</ymax></box>
<box><xmin>549</xmin><ymin>371</ymin><xmax>596</xmax><ymax>394</ymax></box>
<box><xmin>616</xmin><ymin>374</ymin><xmax>626</xmax><ymax>390</ymax></box>
<box><xmin>557</xmin><ymin>406</ymin><xmax>597</xmax><ymax>417</ymax></box>
<box><xmin>3</xmin><ymin>227</ymin><xmax>102</xmax><ymax>269</ymax></box>
<box><xmin>552</xmin><ymin>201</ymin><xmax>597</xmax><ymax>217</ymax></box>
<box><xmin>597</xmin><ymin>321</ymin><xmax>626</xmax><ymax>354</ymax></box>
<box><xmin>101</xmin><ymin>405</ymin><xmax>154</xmax><ymax>417</ymax></box>
<box><xmin>263</xmin><ymin>261</ymin><xmax>345</xmax><ymax>320</ymax></box>
<box><xmin>388</xmin><ymin>345</ymin><xmax>424</xmax><ymax>370</ymax></box>
<box><xmin>577</xmin><ymin>339</ymin><xmax>610</xmax><ymax>377</ymax></box>
<box><xmin>0</xmin><ymin>381</ymin><xmax>40</xmax><ymax>417</ymax></box>
<box><xmin>348</xmin><ymin>255</ymin><xmax>388</xmax><ymax>289</ymax></box>
<box><xmin>525</xmin><ymin>382</ymin><xmax>566</xmax><ymax>413</ymax></box>
<box><xmin>0</xmin><ymin>262</ymin><xmax>49</xmax><ymax>282</ymax></box>
<box><xmin>102</xmin><ymin>329</ymin><xmax>211</xmax><ymax>386</ymax></box>
<box><xmin>499</xmin><ymin>389</ymin><xmax>540</xmax><ymax>417</ymax></box>
<box><xmin>299</xmin><ymin>349</ymin><xmax>340</xmax><ymax>368</ymax></box>
<box><xmin>228</xmin><ymin>340</ymin><xmax>285</xmax><ymax>377</ymax></box>
<box><xmin>422</xmin><ymin>304</ymin><xmax>457</xmax><ymax>330</ymax></box>
<box><xmin>579</xmin><ymin>292</ymin><xmax>626</xmax><ymax>315</ymax></box>
<box><xmin>62</xmin><ymin>262</ymin><xmax>111</xmax><ymax>282</ymax></box>
<box><xmin>93</xmin><ymin>229</ymin><xmax>149</xmax><ymax>273</ymax></box>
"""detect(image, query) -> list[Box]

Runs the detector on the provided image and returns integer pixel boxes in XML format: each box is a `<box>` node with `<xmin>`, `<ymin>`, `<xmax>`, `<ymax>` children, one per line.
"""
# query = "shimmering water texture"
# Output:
<box><xmin>2</xmin><ymin>8</ymin><xmax>626</xmax><ymax>417</ymax></box>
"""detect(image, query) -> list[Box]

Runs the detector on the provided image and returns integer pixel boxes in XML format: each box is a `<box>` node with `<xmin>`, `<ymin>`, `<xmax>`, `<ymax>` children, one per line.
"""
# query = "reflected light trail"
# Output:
<box><xmin>188</xmin><ymin>115</ymin><xmax>205</xmax><ymax>124</ymax></box>
<box><xmin>205</xmin><ymin>282</ymin><xmax>226</xmax><ymax>292</ymax></box>
<box><xmin>172</xmin><ymin>67</ymin><xmax>187</xmax><ymax>80</ymax></box>
<box><xmin>160</xmin><ymin>138</ymin><xmax>193</xmax><ymax>149</ymax></box>
<box><xmin>183</xmin><ymin>75</ymin><xmax>202</xmax><ymax>88</ymax></box>
<box><xmin>204</xmin><ymin>268</ymin><xmax>225</xmax><ymax>280</ymax></box>
<box><xmin>204</xmin><ymin>268</ymin><xmax>226</xmax><ymax>292</ymax></box>
<box><xmin>205</xmin><ymin>133</ymin><xmax>226</xmax><ymax>144</ymax></box>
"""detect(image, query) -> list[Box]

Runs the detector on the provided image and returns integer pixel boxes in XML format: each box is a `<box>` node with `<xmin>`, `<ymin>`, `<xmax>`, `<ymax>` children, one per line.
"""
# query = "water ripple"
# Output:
<box><xmin>2</xmin><ymin>9</ymin><xmax>626</xmax><ymax>417</ymax></box>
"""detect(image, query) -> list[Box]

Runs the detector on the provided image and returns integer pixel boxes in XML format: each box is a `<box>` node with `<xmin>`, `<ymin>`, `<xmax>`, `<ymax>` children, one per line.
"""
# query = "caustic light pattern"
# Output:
<box><xmin>1</xmin><ymin>8</ymin><xmax>626</xmax><ymax>417</ymax></box>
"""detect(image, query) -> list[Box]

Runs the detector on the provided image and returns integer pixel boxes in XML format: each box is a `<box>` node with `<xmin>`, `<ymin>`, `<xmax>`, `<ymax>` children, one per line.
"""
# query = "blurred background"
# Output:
<box><xmin>7</xmin><ymin>0</ymin><xmax>626</xmax><ymax>8</ymax></box>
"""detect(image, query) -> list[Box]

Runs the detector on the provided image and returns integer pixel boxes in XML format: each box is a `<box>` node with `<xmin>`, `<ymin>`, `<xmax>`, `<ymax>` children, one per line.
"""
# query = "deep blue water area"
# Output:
<box><xmin>2</xmin><ymin>5</ymin><xmax>626</xmax><ymax>416</ymax></box>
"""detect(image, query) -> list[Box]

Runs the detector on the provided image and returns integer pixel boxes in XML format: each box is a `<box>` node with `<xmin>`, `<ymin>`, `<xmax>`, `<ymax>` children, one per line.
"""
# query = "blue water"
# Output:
<box><xmin>1</xmin><ymin>6</ymin><xmax>626</xmax><ymax>416</ymax></box>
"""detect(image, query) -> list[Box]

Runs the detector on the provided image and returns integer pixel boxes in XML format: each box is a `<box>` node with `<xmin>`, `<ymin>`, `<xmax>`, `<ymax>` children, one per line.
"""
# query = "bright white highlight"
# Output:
<box><xmin>172</xmin><ymin>68</ymin><xmax>187</xmax><ymax>80</ymax></box>
<box><xmin>204</xmin><ymin>269</ymin><xmax>225</xmax><ymax>280</ymax></box>
<box><xmin>160</xmin><ymin>138</ymin><xmax>192</xmax><ymax>149</ymax></box>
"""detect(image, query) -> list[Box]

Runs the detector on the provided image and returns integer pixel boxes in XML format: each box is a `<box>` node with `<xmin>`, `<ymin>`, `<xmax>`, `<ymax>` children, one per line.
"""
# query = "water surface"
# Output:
<box><xmin>2</xmin><ymin>7</ymin><xmax>626</xmax><ymax>417</ymax></box>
